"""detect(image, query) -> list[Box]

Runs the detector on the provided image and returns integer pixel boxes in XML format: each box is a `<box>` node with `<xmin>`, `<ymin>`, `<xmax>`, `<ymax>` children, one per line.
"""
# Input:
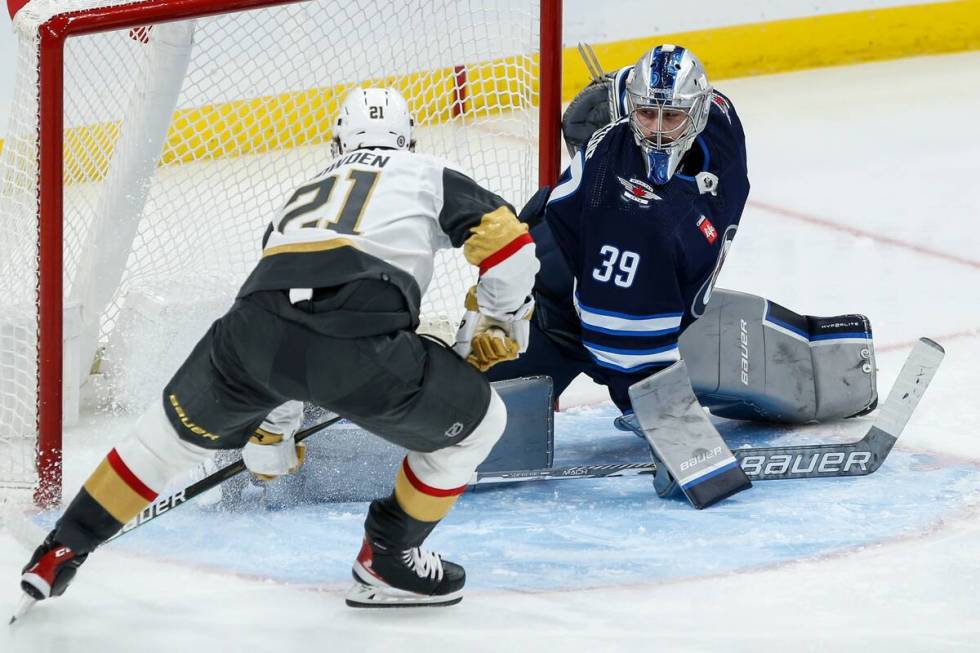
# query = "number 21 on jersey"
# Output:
<box><xmin>277</xmin><ymin>168</ymin><xmax>380</xmax><ymax>234</ymax></box>
<box><xmin>592</xmin><ymin>245</ymin><xmax>640</xmax><ymax>288</ymax></box>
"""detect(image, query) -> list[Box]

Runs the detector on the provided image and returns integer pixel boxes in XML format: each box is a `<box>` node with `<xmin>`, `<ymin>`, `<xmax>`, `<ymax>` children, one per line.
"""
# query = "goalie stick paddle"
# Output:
<box><xmin>472</xmin><ymin>338</ymin><xmax>945</xmax><ymax>486</ymax></box>
<box><xmin>103</xmin><ymin>413</ymin><xmax>343</xmax><ymax>545</ymax></box>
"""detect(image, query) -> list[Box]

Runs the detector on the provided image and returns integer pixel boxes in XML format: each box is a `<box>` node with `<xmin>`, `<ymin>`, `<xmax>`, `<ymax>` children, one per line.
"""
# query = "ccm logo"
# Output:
<box><xmin>739</xmin><ymin>452</ymin><xmax>872</xmax><ymax>476</ymax></box>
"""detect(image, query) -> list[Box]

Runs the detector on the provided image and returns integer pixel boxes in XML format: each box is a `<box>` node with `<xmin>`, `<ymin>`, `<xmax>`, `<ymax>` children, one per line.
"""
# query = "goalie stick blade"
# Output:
<box><xmin>735</xmin><ymin>337</ymin><xmax>944</xmax><ymax>480</ymax></box>
<box><xmin>472</xmin><ymin>338</ymin><xmax>944</xmax><ymax>486</ymax></box>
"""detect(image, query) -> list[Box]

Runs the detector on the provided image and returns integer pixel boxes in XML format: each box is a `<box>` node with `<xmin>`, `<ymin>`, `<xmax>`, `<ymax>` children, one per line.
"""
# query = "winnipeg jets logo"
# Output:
<box><xmin>617</xmin><ymin>176</ymin><xmax>662</xmax><ymax>205</ymax></box>
<box><xmin>711</xmin><ymin>92</ymin><xmax>732</xmax><ymax>124</ymax></box>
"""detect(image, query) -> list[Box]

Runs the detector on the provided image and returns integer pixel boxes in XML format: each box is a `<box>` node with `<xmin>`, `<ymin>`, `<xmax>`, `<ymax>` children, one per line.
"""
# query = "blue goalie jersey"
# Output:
<box><xmin>536</xmin><ymin>92</ymin><xmax>749</xmax><ymax>411</ymax></box>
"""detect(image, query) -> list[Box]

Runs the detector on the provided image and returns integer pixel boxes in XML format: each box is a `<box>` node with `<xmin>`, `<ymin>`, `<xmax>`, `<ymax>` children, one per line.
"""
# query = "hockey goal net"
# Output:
<box><xmin>0</xmin><ymin>0</ymin><xmax>561</xmax><ymax>505</ymax></box>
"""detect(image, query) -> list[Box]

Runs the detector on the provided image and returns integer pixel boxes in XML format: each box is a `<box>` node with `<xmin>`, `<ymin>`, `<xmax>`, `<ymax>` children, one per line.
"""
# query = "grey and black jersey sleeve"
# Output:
<box><xmin>438</xmin><ymin>167</ymin><xmax>537</xmax><ymax>315</ymax></box>
<box><xmin>438</xmin><ymin>168</ymin><xmax>518</xmax><ymax>249</ymax></box>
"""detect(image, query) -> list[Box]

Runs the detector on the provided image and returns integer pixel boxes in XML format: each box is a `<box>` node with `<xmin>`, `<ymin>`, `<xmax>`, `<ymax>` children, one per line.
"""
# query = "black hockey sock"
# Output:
<box><xmin>53</xmin><ymin>488</ymin><xmax>130</xmax><ymax>554</ymax></box>
<box><xmin>364</xmin><ymin>494</ymin><xmax>438</xmax><ymax>550</ymax></box>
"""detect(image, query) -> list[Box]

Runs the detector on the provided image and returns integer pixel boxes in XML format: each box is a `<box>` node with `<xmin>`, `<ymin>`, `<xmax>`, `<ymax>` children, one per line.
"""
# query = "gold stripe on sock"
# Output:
<box><xmin>83</xmin><ymin>458</ymin><xmax>153</xmax><ymax>525</ymax></box>
<box><xmin>393</xmin><ymin>464</ymin><xmax>461</xmax><ymax>523</ymax></box>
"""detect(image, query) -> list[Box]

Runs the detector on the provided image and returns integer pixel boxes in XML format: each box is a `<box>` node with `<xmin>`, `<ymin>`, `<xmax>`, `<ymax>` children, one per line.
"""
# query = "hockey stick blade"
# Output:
<box><xmin>473</xmin><ymin>338</ymin><xmax>944</xmax><ymax>485</ymax></box>
<box><xmin>8</xmin><ymin>594</ymin><xmax>36</xmax><ymax>626</ymax></box>
<box><xmin>103</xmin><ymin>414</ymin><xmax>343</xmax><ymax>544</ymax></box>
<box><xmin>738</xmin><ymin>336</ymin><xmax>944</xmax><ymax>480</ymax></box>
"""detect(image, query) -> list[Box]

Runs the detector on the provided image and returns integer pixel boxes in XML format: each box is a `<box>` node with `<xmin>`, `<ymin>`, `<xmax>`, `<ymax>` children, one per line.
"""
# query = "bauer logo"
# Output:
<box><xmin>739</xmin><ymin>319</ymin><xmax>749</xmax><ymax>385</ymax></box>
<box><xmin>739</xmin><ymin>451</ymin><xmax>872</xmax><ymax>477</ymax></box>
<box><xmin>679</xmin><ymin>446</ymin><xmax>724</xmax><ymax>472</ymax></box>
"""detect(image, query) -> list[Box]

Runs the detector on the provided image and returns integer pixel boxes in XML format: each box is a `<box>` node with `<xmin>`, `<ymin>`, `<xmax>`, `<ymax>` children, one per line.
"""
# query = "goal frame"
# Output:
<box><xmin>30</xmin><ymin>0</ymin><xmax>563</xmax><ymax>506</ymax></box>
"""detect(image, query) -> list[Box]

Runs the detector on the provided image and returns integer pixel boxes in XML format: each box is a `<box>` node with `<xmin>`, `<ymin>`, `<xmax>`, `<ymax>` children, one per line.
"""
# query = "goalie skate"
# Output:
<box><xmin>346</xmin><ymin>538</ymin><xmax>465</xmax><ymax>608</ymax></box>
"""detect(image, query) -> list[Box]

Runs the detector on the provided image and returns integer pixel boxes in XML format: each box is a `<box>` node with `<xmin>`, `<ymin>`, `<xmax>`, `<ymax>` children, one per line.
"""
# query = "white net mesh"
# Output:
<box><xmin>0</xmin><ymin>0</ymin><xmax>543</xmax><ymax>490</ymax></box>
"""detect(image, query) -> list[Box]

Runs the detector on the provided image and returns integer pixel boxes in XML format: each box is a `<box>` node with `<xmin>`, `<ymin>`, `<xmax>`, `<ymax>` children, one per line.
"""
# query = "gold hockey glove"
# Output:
<box><xmin>453</xmin><ymin>286</ymin><xmax>534</xmax><ymax>372</ymax></box>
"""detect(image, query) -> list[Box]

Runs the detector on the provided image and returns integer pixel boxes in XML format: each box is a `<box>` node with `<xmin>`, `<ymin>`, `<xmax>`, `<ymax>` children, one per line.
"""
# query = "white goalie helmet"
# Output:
<box><xmin>332</xmin><ymin>87</ymin><xmax>415</xmax><ymax>156</ymax></box>
<box><xmin>624</xmin><ymin>44</ymin><xmax>712</xmax><ymax>184</ymax></box>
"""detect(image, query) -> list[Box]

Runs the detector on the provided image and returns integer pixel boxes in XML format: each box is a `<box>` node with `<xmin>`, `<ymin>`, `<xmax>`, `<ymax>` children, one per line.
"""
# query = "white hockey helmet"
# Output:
<box><xmin>332</xmin><ymin>87</ymin><xmax>415</xmax><ymax>156</ymax></box>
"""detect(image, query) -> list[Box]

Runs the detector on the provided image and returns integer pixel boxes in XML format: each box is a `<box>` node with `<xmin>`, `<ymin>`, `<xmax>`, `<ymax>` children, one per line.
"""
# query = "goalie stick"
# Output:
<box><xmin>472</xmin><ymin>337</ymin><xmax>944</xmax><ymax>486</ymax></box>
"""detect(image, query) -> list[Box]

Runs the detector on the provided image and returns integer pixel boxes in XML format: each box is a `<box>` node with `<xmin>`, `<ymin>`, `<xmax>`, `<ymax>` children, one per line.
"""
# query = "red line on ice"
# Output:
<box><xmin>748</xmin><ymin>199</ymin><xmax>980</xmax><ymax>271</ymax></box>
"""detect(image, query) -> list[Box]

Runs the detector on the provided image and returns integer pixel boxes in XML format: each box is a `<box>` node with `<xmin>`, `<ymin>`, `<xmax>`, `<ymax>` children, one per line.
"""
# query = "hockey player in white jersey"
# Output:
<box><xmin>19</xmin><ymin>88</ymin><xmax>538</xmax><ymax>609</ymax></box>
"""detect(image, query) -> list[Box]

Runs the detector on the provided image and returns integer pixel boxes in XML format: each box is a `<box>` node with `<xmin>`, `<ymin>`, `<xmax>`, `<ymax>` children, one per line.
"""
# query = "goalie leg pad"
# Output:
<box><xmin>679</xmin><ymin>289</ymin><xmax>877</xmax><ymax>423</ymax></box>
<box><xmin>628</xmin><ymin>361</ymin><xmax>752</xmax><ymax>509</ymax></box>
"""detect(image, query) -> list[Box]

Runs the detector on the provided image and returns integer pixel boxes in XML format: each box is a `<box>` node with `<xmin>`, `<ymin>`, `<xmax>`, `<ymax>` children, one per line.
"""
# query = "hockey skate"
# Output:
<box><xmin>346</xmin><ymin>537</ymin><xmax>465</xmax><ymax>608</ymax></box>
<box><xmin>20</xmin><ymin>531</ymin><xmax>89</xmax><ymax>601</ymax></box>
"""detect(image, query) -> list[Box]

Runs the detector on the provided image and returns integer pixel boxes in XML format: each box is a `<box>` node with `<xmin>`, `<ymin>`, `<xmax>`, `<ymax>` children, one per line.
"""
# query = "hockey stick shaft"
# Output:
<box><xmin>475</xmin><ymin>338</ymin><xmax>944</xmax><ymax>485</ymax></box>
<box><xmin>474</xmin><ymin>462</ymin><xmax>655</xmax><ymax>485</ymax></box>
<box><xmin>104</xmin><ymin>414</ymin><xmax>343</xmax><ymax>543</ymax></box>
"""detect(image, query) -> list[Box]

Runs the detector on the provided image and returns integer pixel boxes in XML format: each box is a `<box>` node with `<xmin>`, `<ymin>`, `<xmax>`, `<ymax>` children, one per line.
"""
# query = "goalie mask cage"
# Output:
<box><xmin>0</xmin><ymin>0</ymin><xmax>562</xmax><ymax>506</ymax></box>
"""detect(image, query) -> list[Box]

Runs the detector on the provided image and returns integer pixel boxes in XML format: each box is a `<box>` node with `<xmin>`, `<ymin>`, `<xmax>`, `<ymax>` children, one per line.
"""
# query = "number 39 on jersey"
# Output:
<box><xmin>592</xmin><ymin>245</ymin><xmax>640</xmax><ymax>288</ymax></box>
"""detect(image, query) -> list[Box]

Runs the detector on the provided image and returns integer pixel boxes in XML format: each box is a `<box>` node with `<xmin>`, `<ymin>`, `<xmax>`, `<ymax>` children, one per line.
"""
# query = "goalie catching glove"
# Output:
<box><xmin>454</xmin><ymin>286</ymin><xmax>534</xmax><ymax>372</ymax></box>
<box><xmin>242</xmin><ymin>400</ymin><xmax>305</xmax><ymax>481</ymax></box>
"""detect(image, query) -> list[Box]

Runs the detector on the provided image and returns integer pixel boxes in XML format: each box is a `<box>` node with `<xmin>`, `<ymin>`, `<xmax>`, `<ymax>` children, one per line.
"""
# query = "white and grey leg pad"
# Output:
<box><xmin>679</xmin><ymin>288</ymin><xmax>877</xmax><ymax>424</ymax></box>
<box><xmin>406</xmin><ymin>388</ymin><xmax>507</xmax><ymax>489</ymax></box>
<box><xmin>114</xmin><ymin>400</ymin><xmax>215</xmax><ymax>494</ymax></box>
<box><xmin>629</xmin><ymin>362</ymin><xmax>752</xmax><ymax>509</ymax></box>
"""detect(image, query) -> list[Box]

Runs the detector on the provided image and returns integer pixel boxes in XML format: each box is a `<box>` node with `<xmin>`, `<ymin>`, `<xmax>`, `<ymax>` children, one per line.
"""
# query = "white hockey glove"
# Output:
<box><xmin>453</xmin><ymin>286</ymin><xmax>534</xmax><ymax>372</ymax></box>
<box><xmin>242</xmin><ymin>401</ymin><xmax>305</xmax><ymax>481</ymax></box>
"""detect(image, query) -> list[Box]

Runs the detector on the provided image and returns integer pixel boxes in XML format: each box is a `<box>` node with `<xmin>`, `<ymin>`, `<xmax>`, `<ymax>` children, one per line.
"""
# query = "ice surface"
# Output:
<box><xmin>2</xmin><ymin>52</ymin><xmax>980</xmax><ymax>651</ymax></box>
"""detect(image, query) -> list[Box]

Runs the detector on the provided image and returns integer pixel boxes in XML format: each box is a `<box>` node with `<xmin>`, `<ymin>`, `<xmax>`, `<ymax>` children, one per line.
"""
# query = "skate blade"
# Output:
<box><xmin>9</xmin><ymin>594</ymin><xmax>37</xmax><ymax>625</ymax></box>
<box><xmin>345</xmin><ymin>580</ymin><xmax>463</xmax><ymax>608</ymax></box>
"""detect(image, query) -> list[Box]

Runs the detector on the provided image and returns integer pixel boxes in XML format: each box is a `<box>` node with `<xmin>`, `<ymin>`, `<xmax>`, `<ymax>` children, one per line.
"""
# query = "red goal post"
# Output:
<box><xmin>0</xmin><ymin>0</ymin><xmax>562</xmax><ymax>507</ymax></box>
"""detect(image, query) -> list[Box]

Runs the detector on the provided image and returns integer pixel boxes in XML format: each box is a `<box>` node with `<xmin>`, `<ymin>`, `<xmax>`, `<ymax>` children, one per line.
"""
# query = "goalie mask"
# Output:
<box><xmin>625</xmin><ymin>45</ymin><xmax>712</xmax><ymax>185</ymax></box>
<box><xmin>332</xmin><ymin>87</ymin><xmax>415</xmax><ymax>156</ymax></box>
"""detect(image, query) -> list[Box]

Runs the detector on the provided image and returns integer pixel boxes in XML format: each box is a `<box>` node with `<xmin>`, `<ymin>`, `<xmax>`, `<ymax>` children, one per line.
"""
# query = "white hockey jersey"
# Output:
<box><xmin>245</xmin><ymin>147</ymin><xmax>538</xmax><ymax>318</ymax></box>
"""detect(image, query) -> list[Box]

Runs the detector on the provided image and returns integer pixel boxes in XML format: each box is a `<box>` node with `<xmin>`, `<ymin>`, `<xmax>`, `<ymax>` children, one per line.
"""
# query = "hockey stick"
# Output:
<box><xmin>103</xmin><ymin>413</ymin><xmax>343</xmax><ymax>544</ymax></box>
<box><xmin>472</xmin><ymin>338</ymin><xmax>944</xmax><ymax>485</ymax></box>
<box><xmin>11</xmin><ymin>414</ymin><xmax>345</xmax><ymax>625</ymax></box>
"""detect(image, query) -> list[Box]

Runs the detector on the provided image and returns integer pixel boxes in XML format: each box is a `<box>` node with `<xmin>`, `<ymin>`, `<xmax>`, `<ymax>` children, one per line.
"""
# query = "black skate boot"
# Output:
<box><xmin>20</xmin><ymin>531</ymin><xmax>88</xmax><ymax>601</ymax></box>
<box><xmin>346</xmin><ymin>537</ymin><xmax>465</xmax><ymax>608</ymax></box>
